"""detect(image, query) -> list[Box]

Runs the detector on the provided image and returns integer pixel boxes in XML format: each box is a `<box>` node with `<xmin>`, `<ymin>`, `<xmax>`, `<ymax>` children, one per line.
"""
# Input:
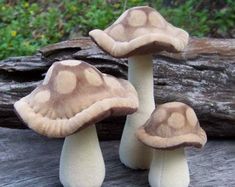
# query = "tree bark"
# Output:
<box><xmin>0</xmin><ymin>37</ymin><xmax>234</xmax><ymax>139</ymax></box>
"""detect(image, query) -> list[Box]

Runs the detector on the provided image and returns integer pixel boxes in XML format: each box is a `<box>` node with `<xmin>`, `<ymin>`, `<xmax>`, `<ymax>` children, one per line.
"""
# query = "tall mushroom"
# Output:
<box><xmin>136</xmin><ymin>102</ymin><xmax>207</xmax><ymax>187</ymax></box>
<box><xmin>14</xmin><ymin>60</ymin><xmax>138</xmax><ymax>187</ymax></box>
<box><xmin>89</xmin><ymin>6</ymin><xmax>189</xmax><ymax>169</ymax></box>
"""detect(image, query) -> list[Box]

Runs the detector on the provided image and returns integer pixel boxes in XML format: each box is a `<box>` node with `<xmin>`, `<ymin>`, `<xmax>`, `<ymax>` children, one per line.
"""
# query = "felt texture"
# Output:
<box><xmin>119</xmin><ymin>55</ymin><xmax>154</xmax><ymax>169</ymax></box>
<box><xmin>14</xmin><ymin>60</ymin><xmax>138</xmax><ymax>137</ymax></box>
<box><xmin>89</xmin><ymin>6</ymin><xmax>188</xmax><ymax>58</ymax></box>
<box><xmin>60</xmin><ymin>125</ymin><xmax>105</xmax><ymax>187</ymax></box>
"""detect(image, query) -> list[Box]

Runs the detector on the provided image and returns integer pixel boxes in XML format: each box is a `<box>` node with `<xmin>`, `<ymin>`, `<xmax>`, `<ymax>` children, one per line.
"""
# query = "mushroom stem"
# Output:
<box><xmin>119</xmin><ymin>55</ymin><xmax>154</xmax><ymax>169</ymax></box>
<box><xmin>59</xmin><ymin>125</ymin><xmax>105</xmax><ymax>187</ymax></box>
<box><xmin>149</xmin><ymin>148</ymin><xmax>190</xmax><ymax>187</ymax></box>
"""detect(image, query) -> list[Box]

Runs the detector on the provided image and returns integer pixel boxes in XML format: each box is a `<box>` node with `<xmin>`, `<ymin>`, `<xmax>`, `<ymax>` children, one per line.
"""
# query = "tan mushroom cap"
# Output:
<box><xmin>89</xmin><ymin>6</ymin><xmax>189</xmax><ymax>58</ymax></box>
<box><xmin>14</xmin><ymin>60</ymin><xmax>138</xmax><ymax>138</ymax></box>
<box><xmin>136</xmin><ymin>102</ymin><xmax>207</xmax><ymax>150</ymax></box>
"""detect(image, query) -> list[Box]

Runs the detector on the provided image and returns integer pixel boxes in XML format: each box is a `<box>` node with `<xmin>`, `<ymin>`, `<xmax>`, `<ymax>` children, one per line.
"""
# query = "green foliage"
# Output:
<box><xmin>0</xmin><ymin>1</ymin><xmax>63</xmax><ymax>59</ymax></box>
<box><xmin>0</xmin><ymin>0</ymin><xmax>234</xmax><ymax>60</ymax></box>
<box><xmin>153</xmin><ymin>0</ymin><xmax>235</xmax><ymax>37</ymax></box>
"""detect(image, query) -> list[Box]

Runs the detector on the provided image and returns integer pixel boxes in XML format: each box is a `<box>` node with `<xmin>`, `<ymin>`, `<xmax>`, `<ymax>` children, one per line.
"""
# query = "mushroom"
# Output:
<box><xmin>14</xmin><ymin>60</ymin><xmax>138</xmax><ymax>187</ymax></box>
<box><xmin>136</xmin><ymin>102</ymin><xmax>207</xmax><ymax>187</ymax></box>
<box><xmin>89</xmin><ymin>6</ymin><xmax>189</xmax><ymax>169</ymax></box>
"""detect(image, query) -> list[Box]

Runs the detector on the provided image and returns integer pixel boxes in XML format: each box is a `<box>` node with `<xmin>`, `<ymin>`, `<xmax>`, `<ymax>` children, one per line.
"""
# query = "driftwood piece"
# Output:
<box><xmin>0</xmin><ymin>127</ymin><xmax>234</xmax><ymax>187</ymax></box>
<box><xmin>0</xmin><ymin>37</ymin><xmax>234</xmax><ymax>138</ymax></box>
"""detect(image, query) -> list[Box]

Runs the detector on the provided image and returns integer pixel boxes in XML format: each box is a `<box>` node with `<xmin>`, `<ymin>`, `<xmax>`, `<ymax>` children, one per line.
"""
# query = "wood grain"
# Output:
<box><xmin>0</xmin><ymin>127</ymin><xmax>234</xmax><ymax>187</ymax></box>
<box><xmin>0</xmin><ymin>37</ymin><xmax>234</xmax><ymax>138</ymax></box>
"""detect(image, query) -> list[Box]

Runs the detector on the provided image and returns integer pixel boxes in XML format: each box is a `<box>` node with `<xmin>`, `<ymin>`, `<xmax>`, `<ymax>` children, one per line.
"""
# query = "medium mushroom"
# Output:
<box><xmin>89</xmin><ymin>6</ymin><xmax>189</xmax><ymax>169</ymax></box>
<box><xmin>136</xmin><ymin>102</ymin><xmax>207</xmax><ymax>187</ymax></box>
<box><xmin>14</xmin><ymin>60</ymin><xmax>138</xmax><ymax>187</ymax></box>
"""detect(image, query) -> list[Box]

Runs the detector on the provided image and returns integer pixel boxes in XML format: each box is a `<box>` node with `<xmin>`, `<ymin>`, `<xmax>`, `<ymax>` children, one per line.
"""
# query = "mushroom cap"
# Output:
<box><xmin>89</xmin><ymin>6</ymin><xmax>189</xmax><ymax>58</ymax></box>
<box><xmin>136</xmin><ymin>102</ymin><xmax>207</xmax><ymax>150</ymax></box>
<box><xmin>14</xmin><ymin>60</ymin><xmax>138</xmax><ymax>138</ymax></box>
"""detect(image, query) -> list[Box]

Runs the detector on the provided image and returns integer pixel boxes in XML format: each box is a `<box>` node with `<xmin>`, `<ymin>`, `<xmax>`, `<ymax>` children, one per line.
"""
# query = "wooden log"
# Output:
<box><xmin>0</xmin><ymin>127</ymin><xmax>234</xmax><ymax>187</ymax></box>
<box><xmin>0</xmin><ymin>37</ymin><xmax>234</xmax><ymax>138</ymax></box>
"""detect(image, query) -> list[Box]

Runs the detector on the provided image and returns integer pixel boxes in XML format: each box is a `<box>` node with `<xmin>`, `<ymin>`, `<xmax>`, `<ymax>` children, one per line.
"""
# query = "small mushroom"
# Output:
<box><xmin>14</xmin><ymin>60</ymin><xmax>138</xmax><ymax>187</ymax></box>
<box><xmin>89</xmin><ymin>6</ymin><xmax>189</xmax><ymax>169</ymax></box>
<box><xmin>136</xmin><ymin>102</ymin><xmax>207</xmax><ymax>187</ymax></box>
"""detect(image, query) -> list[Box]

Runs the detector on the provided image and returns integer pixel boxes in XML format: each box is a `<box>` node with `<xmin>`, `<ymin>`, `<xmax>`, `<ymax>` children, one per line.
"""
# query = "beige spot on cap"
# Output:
<box><xmin>148</xmin><ymin>11</ymin><xmax>166</xmax><ymax>28</ymax></box>
<box><xmin>34</xmin><ymin>90</ymin><xmax>51</xmax><ymax>103</ymax></box>
<box><xmin>186</xmin><ymin>108</ymin><xmax>198</xmax><ymax>127</ymax></box>
<box><xmin>84</xmin><ymin>68</ymin><xmax>103</xmax><ymax>86</ymax></box>
<box><xmin>163</xmin><ymin>102</ymin><xmax>185</xmax><ymax>109</ymax></box>
<box><xmin>153</xmin><ymin>108</ymin><xmax>167</xmax><ymax>123</ymax></box>
<box><xmin>132</xmin><ymin>28</ymin><xmax>149</xmax><ymax>38</ymax></box>
<box><xmin>128</xmin><ymin>10</ymin><xmax>147</xmax><ymax>27</ymax></box>
<box><xmin>105</xmin><ymin>76</ymin><xmax>122</xmax><ymax>89</ymax></box>
<box><xmin>60</xmin><ymin>60</ymin><xmax>82</xmax><ymax>66</ymax></box>
<box><xmin>168</xmin><ymin>112</ymin><xmax>185</xmax><ymax>129</ymax></box>
<box><xmin>109</xmin><ymin>24</ymin><xmax>126</xmax><ymax>41</ymax></box>
<box><xmin>54</xmin><ymin>71</ymin><xmax>77</xmax><ymax>94</ymax></box>
<box><xmin>113</xmin><ymin>10</ymin><xmax>128</xmax><ymax>25</ymax></box>
<box><xmin>43</xmin><ymin>65</ymin><xmax>54</xmax><ymax>85</ymax></box>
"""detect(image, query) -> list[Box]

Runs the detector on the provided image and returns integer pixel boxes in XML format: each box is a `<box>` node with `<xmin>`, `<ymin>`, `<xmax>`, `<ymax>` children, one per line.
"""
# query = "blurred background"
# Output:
<box><xmin>0</xmin><ymin>0</ymin><xmax>234</xmax><ymax>60</ymax></box>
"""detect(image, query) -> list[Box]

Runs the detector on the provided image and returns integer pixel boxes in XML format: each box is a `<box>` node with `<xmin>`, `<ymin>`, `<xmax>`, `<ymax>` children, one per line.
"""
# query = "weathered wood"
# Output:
<box><xmin>0</xmin><ymin>37</ymin><xmax>234</xmax><ymax>138</ymax></box>
<box><xmin>0</xmin><ymin>127</ymin><xmax>234</xmax><ymax>187</ymax></box>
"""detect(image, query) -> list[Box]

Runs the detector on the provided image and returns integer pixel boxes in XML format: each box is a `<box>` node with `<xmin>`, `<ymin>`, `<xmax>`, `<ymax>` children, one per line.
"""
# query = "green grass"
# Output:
<box><xmin>0</xmin><ymin>0</ymin><xmax>234</xmax><ymax>60</ymax></box>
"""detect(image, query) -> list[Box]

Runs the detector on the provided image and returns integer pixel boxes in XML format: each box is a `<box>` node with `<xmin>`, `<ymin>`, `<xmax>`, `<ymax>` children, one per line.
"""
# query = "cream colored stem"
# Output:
<box><xmin>119</xmin><ymin>55</ymin><xmax>154</xmax><ymax>169</ymax></box>
<box><xmin>149</xmin><ymin>148</ymin><xmax>190</xmax><ymax>187</ymax></box>
<box><xmin>59</xmin><ymin>125</ymin><xmax>105</xmax><ymax>187</ymax></box>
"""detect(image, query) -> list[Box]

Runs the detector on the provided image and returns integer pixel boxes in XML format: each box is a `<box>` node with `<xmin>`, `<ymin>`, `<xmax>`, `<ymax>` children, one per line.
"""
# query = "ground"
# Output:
<box><xmin>0</xmin><ymin>128</ymin><xmax>234</xmax><ymax>187</ymax></box>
